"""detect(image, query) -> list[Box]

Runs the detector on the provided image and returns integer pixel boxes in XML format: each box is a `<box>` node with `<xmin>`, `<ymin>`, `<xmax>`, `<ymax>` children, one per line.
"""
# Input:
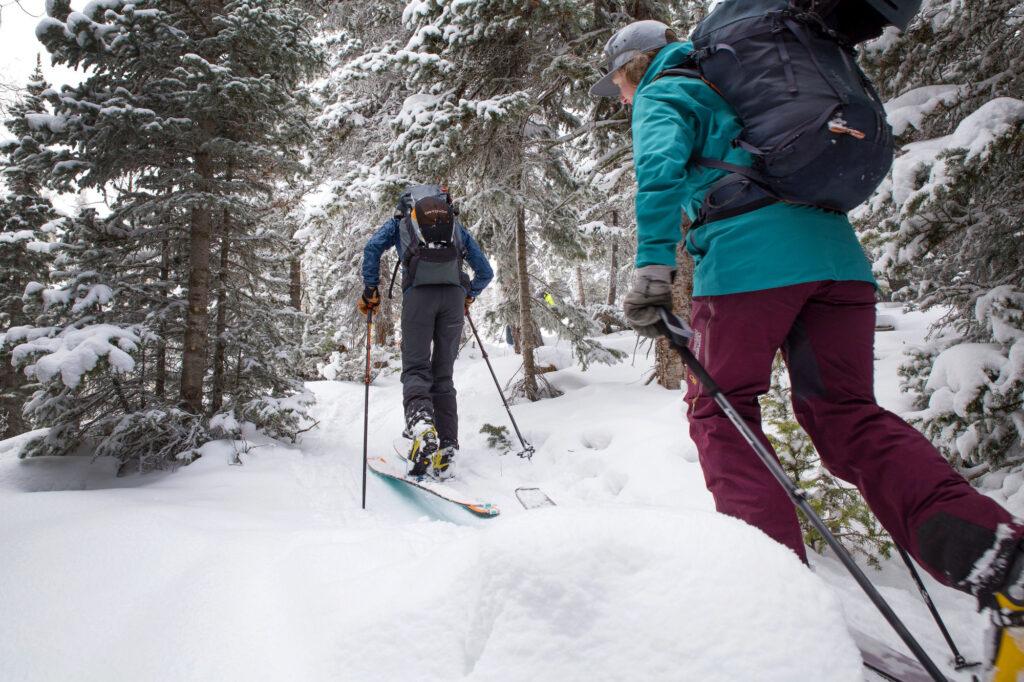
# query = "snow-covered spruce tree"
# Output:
<box><xmin>302</xmin><ymin>193</ymin><xmax>404</xmax><ymax>383</ymax></box>
<box><xmin>761</xmin><ymin>357</ymin><xmax>893</xmax><ymax>566</ymax></box>
<box><xmin>209</xmin><ymin>193</ymin><xmax>316</xmax><ymax>443</ymax></box>
<box><xmin>0</xmin><ymin>60</ymin><xmax>58</xmax><ymax>439</ymax></box>
<box><xmin>8</xmin><ymin>208</ymin><xmax>169</xmax><ymax>465</ymax></box>
<box><xmin>15</xmin><ymin>0</ymin><xmax>321</xmax><ymax>470</ymax></box>
<box><xmin>854</xmin><ymin>0</ymin><xmax>1024</xmax><ymax>474</ymax></box>
<box><xmin>298</xmin><ymin>1</ymin><xmax>411</xmax><ymax>382</ymax></box>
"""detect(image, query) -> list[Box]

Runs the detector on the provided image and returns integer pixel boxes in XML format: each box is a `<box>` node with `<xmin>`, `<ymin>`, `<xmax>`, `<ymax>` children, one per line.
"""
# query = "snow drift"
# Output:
<box><xmin>0</xmin><ymin>445</ymin><xmax>861</xmax><ymax>681</ymax></box>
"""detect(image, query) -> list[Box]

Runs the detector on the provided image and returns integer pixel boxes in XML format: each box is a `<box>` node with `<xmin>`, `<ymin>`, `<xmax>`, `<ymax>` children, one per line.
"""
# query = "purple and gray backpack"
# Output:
<box><xmin>664</xmin><ymin>0</ymin><xmax>897</xmax><ymax>224</ymax></box>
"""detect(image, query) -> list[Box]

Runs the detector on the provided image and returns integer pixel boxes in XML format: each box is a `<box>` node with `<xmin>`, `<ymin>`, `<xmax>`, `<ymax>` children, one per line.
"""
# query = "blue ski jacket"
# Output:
<box><xmin>361</xmin><ymin>217</ymin><xmax>494</xmax><ymax>298</ymax></box>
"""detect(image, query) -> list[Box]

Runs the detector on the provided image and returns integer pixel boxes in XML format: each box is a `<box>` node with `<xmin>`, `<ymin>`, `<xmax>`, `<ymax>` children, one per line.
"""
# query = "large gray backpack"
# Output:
<box><xmin>662</xmin><ymin>0</ymin><xmax>895</xmax><ymax>223</ymax></box>
<box><xmin>395</xmin><ymin>184</ymin><xmax>466</xmax><ymax>291</ymax></box>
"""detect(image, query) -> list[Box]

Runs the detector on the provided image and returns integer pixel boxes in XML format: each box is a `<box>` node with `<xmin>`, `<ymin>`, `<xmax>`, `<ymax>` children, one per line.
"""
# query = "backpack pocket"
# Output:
<box><xmin>767</xmin><ymin>103</ymin><xmax>892</xmax><ymax>211</ymax></box>
<box><xmin>409</xmin><ymin>246</ymin><xmax>462</xmax><ymax>288</ymax></box>
<box><xmin>762</xmin><ymin>103</ymin><xmax>841</xmax><ymax>178</ymax></box>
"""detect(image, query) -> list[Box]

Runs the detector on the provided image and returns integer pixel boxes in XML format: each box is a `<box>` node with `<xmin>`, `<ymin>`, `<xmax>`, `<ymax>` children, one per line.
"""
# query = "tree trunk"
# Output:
<box><xmin>0</xmin><ymin>350</ymin><xmax>26</xmax><ymax>439</ymax></box>
<box><xmin>155</xmin><ymin>237</ymin><xmax>170</xmax><ymax>399</ymax></box>
<box><xmin>289</xmin><ymin>252</ymin><xmax>302</xmax><ymax>311</ymax></box>
<box><xmin>655</xmin><ymin>232</ymin><xmax>694</xmax><ymax>390</ymax></box>
<box><xmin>575</xmin><ymin>264</ymin><xmax>586</xmax><ymax>307</ymax></box>
<box><xmin>180</xmin><ymin>137</ymin><xmax>214</xmax><ymax>414</ymax></box>
<box><xmin>210</xmin><ymin>214</ymin><xmax>231</xmax><ymax>415</ymax></box>
<box><xmin>607</xmin><ymin>236</ymin><xmax>619</xmax><ymax>306</ymax></box>
<box><xmin>375</xmin><ymin>298</ymin><xmax>393</xmax><ymax>346</ymax></box>
<box><xmin>1</xmin><ymin>264</ymin><xmax>26</xmax><ymax>437</ymax></box>
<box><xmin>375</xmin><ymin>257</ymin><xmax>395</xmax><ymax>345</ymax></box>
<box><xmin>138</xmin><ymin>346</ymin><xmax>146</xmax><ymax>410</ymax></box>
<box><xmin>515</xmin><ymin>205</ymin><xmax>540</xmax><ymax>401</ymax></box>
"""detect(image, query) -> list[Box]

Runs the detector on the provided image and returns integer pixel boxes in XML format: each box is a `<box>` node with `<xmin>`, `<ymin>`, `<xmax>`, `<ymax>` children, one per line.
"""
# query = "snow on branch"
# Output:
<box><xmin>10</xmin><ymin>323</ymin><xmax>139</xmax><ymax>390</ymax></box>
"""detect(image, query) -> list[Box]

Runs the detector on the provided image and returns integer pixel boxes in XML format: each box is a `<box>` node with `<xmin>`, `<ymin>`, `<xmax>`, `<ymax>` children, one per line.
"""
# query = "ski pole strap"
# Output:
<box><xmin>657</xmin><ymin>308</ymin><xmax>695</xmax><ymax>347</ymax></box>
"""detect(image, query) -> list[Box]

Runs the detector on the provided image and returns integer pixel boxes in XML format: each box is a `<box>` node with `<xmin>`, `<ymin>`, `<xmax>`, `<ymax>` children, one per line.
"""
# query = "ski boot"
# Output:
<box><xmin>429</xmin><ymin>444</ymin><xmax>457</xmax><ymax>482</ymax></box>
<box><xmin>984</xmin><ymin>546</ymin><xmax>1024</xmax><ymax>681</ymax></box>
<box><xmin>405</xmin><ymin>410</ymin><xmax>439</xmax><ymax>478</ymax></box>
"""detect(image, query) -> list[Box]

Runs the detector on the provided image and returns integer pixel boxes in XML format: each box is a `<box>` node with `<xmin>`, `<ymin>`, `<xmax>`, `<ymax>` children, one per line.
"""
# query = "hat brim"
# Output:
<box><xmin>590</xmin><ymin>70</ymin><xmax>621</xmax><ymax>97</ymax></box>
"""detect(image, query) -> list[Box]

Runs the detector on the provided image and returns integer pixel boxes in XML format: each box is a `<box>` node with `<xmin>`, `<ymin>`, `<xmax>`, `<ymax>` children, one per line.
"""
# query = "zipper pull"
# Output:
<box><xmin>828</xmin><ymin>116</ymin><xmax>866</xmax><ymax>140</ymax></box>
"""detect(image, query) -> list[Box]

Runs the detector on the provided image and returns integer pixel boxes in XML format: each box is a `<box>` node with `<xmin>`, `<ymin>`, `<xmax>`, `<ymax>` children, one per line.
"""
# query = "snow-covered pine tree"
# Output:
<box><xmin>8</xmin><ymin>207</ymin><xmax>169</xmax><ymax>465</ymax></box>
<box><xmin>380</xmin><ymin>0</ymin><xmax>571</xmax><ymax>400</ymax></box>
<box><xmin>0</xmin><ymin>60</ymin><xmax>58</xmax><ymax>439</ymax></box>
<box><xmin>299</xmin><ymin>1</ymin><xmax>411</xmax><ymax>382</ymax></box>
<box><xmin>855</xmin><ymin>0</ymin><xmax>1024</xmax><ymax>475</ymax></box>
<box><xmin>13</xmin><ymin>0</ymin><xmax>321</xmax><ymax>470</ymax></box>
<box><xmin>208</xmin><ymin>190</ymin><xmax>316</xmax><ymax>443</ymax></box>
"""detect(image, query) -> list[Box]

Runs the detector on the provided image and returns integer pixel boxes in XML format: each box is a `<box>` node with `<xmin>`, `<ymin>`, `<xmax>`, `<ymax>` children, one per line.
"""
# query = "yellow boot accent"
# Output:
<box><xmin>407</xmin><ymin>426</ymin><xmax>438</xmax><ymax>461</ymax></box>
<box><xmin>407</xmin><ymin>426</ymin><xmax>438</xmax><ymax>477</ymax></box>
<box><xmin>990</xmin><ymin>593</ymin><xmax>1024</xmax><ymax>682</ymax></box>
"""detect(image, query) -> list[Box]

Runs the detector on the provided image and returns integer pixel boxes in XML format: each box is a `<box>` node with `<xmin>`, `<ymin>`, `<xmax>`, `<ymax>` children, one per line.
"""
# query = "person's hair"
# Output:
<box><xmin>619</xmin><ymin>28</ymin><xmax>679</xmax><ymax>87</ymax></box>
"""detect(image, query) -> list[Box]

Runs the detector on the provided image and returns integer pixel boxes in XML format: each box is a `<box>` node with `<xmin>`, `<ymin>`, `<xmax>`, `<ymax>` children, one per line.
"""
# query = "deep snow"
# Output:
<box><xmin>0</xmin><ymin>305</ymin><xmax>1001</xmax><ymax>681</ymax></box>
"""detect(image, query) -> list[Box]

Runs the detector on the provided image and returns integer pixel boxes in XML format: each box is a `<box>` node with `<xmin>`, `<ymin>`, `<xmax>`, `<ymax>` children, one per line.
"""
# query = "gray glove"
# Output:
<box><xmin>623</xmin><ymin>265</ymin><xmax>674</xmax><ymax>338</ymax></box>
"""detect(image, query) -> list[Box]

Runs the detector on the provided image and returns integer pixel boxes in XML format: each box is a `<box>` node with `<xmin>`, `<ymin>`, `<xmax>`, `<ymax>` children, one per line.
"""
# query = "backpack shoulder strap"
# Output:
<box><xmin>452</xmin><ymin>220</ymin><xmax>466</xmax><ymax>255</ymax></box>
<box><xmin>654</xmin><ymin>67</ymin><xmax>703</xmax><ymax>81</ymax></box>
<box><xmin>654</xmin><ymin>59</ymin><xmax>726</xmax><ymax>98</ymax></box>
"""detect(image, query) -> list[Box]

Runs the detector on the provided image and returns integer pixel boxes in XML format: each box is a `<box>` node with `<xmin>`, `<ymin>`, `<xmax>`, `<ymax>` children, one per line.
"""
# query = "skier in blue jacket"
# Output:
<box><xmin>359</xmin><ymin>185</ymin><xmax>493</xmax><ymax>480</ymax></box>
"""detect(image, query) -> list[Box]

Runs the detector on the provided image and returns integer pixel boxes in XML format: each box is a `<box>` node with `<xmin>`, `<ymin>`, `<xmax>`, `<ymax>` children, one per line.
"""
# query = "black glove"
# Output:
<box><xmin>357</xmin><ymin>286</ymin><xmax>380</xmax><ymax>315</ymax></box>
<box><xmin>623</xmin><ymin>265</ymin><xmax>674</xmax><ymax>338</ymax></box>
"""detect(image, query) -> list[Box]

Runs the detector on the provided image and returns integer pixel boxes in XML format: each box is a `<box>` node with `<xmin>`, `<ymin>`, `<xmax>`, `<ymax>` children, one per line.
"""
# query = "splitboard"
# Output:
<box><xmin>514</xmin><ymin>490</ymin><xmax>938</xmax><ymax>681</ymax></box>
<box><xmin>515</xmin><ymin>487</ymin><xmax>556</xmax><ymax>510</ymax></box>
<box><xmin>367</xmin><ymin>448</ymin><xmax>499</xmax><ymax>518</ymax></box>
<box><xmin>849</xmin><ymin>627</ymin><xmax>943</xmax><ymax>682</ymax></box>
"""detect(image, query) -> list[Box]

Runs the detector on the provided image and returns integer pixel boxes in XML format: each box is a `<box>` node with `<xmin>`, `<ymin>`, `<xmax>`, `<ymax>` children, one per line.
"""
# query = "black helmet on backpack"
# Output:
<box><xmin>396</xmin><ymin>184</ymin><xmax>456</xmax><ymax>244</ymax></box>
<box><xmin>861</xmin><ymin>0</ymin><xmax>922</xmax><ymax>30</ymax></box>
<box><xmin>394</xmin><ymin>184</ymin><xmax>466</xmax><ymax>291</ymax></box>
<box><xmin>411</xmin><ymin>195</ymin><xmax>454</xmax><ymax>245</ymax></box>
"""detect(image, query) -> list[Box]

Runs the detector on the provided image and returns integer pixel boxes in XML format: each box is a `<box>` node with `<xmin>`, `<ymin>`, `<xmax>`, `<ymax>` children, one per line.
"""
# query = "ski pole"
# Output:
<box><xmin>896</xmin><ymin>545</ymin><xmax>980</xmax><ymax>670</ymax></box>
<box><xmin>362</xmin><ymin>308</ymin><xmax>373</xmax><ymax>510</ymax></box>
<box><xmin>465</xmin><ymin>311</ymin><xmax>535</xmax><ymax>459</ymax></box>
<box><xmin>656</xmin><ymin>308</ymin><xmax>947</xmax><ymax>682</ymax></box>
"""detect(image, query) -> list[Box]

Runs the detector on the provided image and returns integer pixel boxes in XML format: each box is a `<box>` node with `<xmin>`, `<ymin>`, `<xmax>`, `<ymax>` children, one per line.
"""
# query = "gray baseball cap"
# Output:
<box><xmin>590</xmin><ymin>20</ymin><xmax>672</xmax><ymax>97</ymax></box>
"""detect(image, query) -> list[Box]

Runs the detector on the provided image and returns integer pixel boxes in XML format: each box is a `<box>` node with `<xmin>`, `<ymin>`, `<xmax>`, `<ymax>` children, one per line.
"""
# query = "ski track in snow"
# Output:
<box><xmin>0</xmin><ymin>306</ymin><xmax>994</xmax><ymax>681</ymax></box>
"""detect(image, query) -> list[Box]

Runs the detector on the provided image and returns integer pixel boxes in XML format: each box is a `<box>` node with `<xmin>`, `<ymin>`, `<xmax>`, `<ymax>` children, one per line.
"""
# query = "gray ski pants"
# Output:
<box><xmin>401</xmin><ymin>285</ymin><xmax>465</xmax><ymax>447</ymax></box>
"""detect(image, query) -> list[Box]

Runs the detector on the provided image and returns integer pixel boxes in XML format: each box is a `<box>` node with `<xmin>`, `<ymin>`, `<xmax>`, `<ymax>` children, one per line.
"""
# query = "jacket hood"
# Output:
<box><xmin>636</xmin><ymin>41</ymin><xmax>695</xmax><ymax>94</ymax></box>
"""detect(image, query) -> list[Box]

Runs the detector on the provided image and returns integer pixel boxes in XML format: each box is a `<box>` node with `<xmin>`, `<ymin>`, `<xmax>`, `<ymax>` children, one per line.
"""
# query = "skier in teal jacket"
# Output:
<box><xmin>592</xmin><ymin>18</ymin><xmax>1024</xmax><ymax>671</ymax></box>
<box><xmin>616</xmin><ymin>39</ymin><xmax>875</xmax><ymax>295</ymax></box>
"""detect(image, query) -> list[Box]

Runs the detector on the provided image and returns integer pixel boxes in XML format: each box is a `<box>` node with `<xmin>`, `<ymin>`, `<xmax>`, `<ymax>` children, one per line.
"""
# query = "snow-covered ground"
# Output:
<box><xmin>0</xmin><ymin>306</ymin><xmax>1000</xmax><ymax>681</ymax></box>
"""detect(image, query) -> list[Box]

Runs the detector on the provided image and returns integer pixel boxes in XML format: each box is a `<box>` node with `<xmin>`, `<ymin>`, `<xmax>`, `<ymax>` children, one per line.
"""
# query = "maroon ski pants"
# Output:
<box><xmin>684</xmin><ymin>280</ymin><xmax>1020</xmax><ymax>590</ymax></box>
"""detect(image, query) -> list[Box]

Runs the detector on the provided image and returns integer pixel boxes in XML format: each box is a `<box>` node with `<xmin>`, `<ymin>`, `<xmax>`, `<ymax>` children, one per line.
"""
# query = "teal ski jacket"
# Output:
<box><xmin>631</xmin><ymin>41</ymin><xmax>876</xmax><ymax>297</ymax></box>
